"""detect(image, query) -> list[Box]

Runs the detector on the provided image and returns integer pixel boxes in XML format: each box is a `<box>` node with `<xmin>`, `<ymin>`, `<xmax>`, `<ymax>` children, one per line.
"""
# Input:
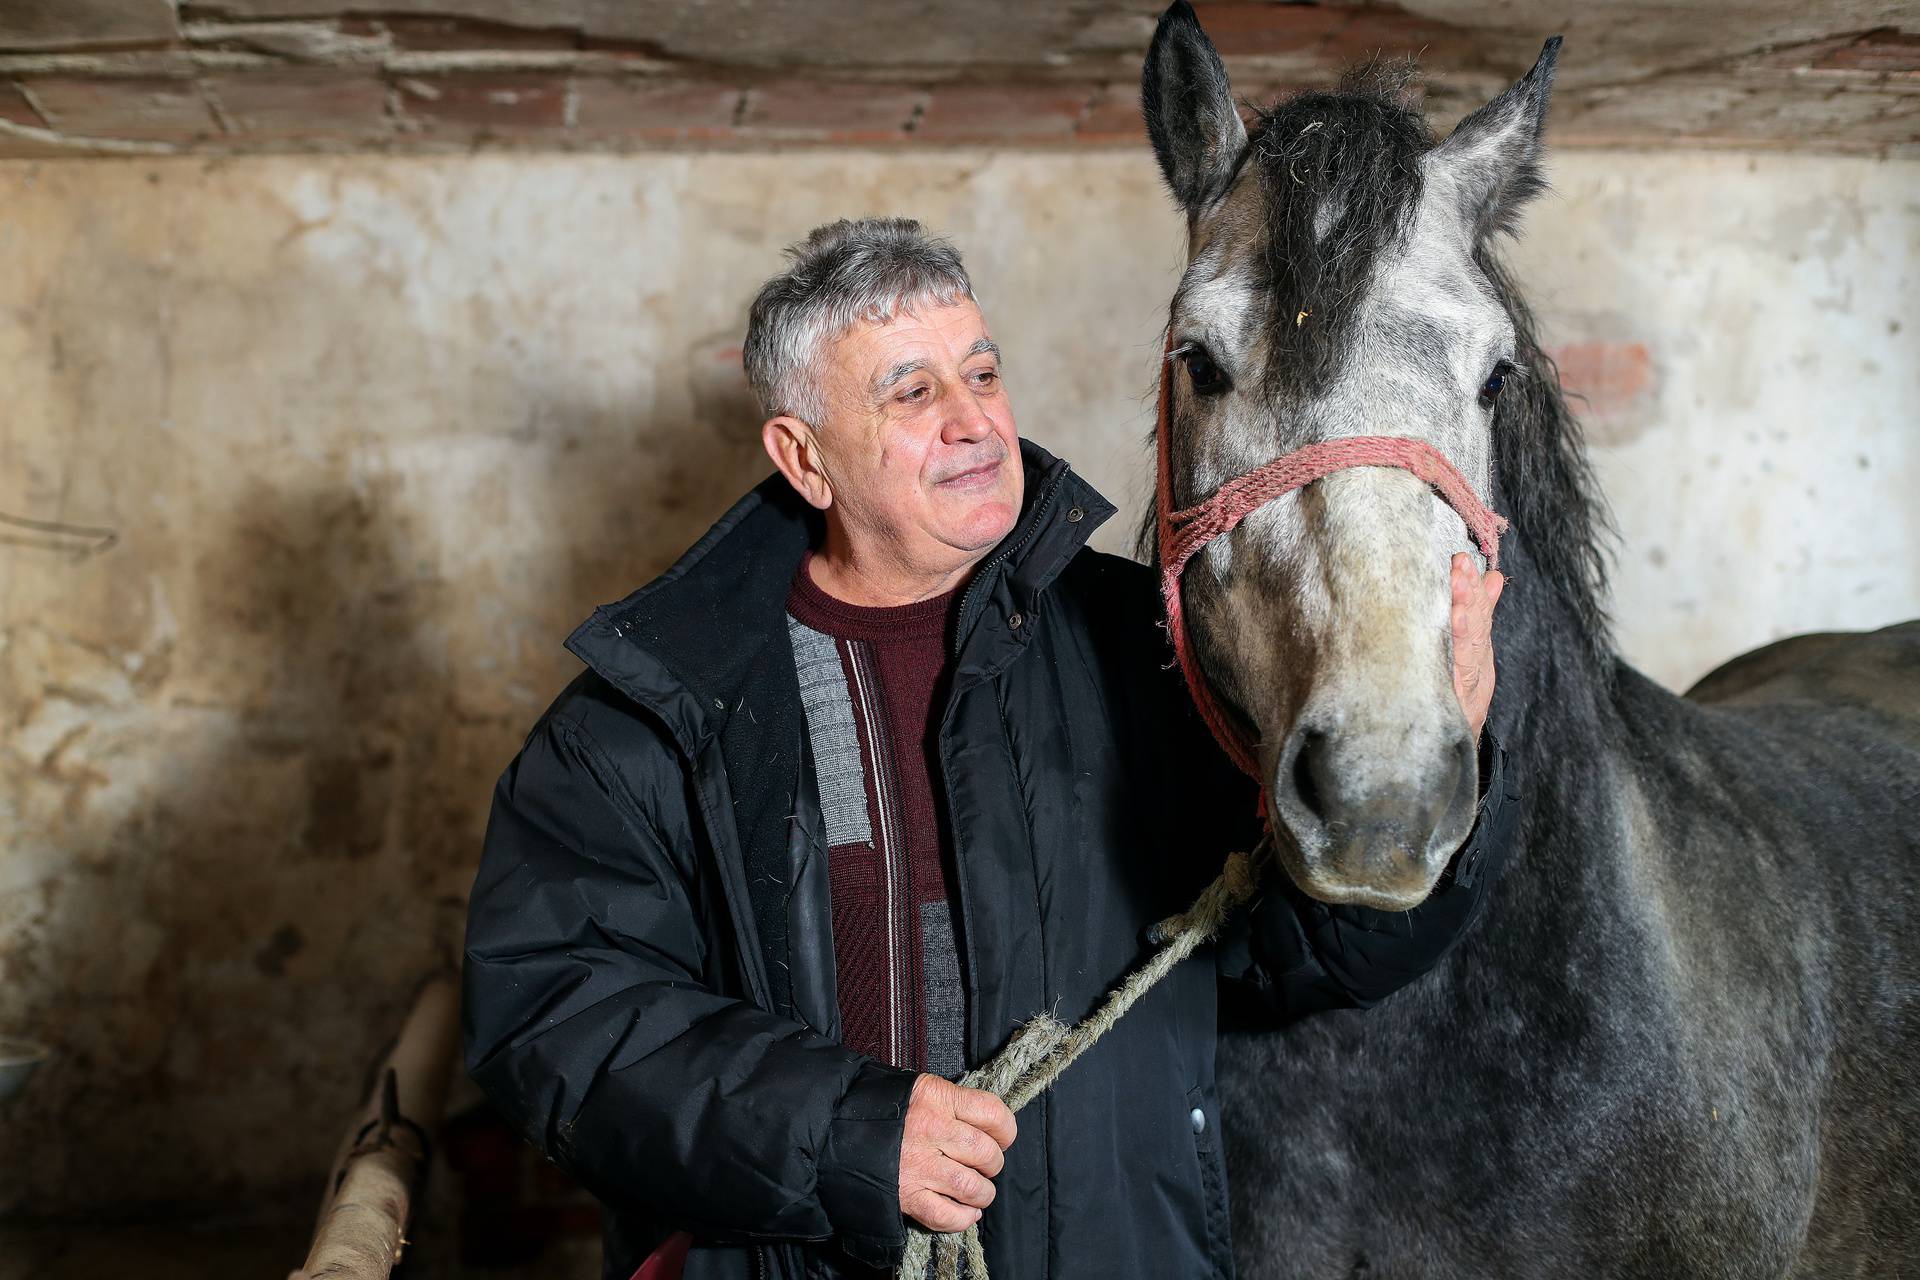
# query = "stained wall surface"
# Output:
<box><xmin>0</xmin><ymin>149</ymin><xmax>1914</xmax><ymax>1219</ymax></box>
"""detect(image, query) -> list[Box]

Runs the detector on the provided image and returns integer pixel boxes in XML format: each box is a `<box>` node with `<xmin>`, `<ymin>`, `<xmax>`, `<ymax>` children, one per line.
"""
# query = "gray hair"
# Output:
<box><xmin>743</xmin><ymin>217</ymin><xmax>976</xmax><ymax>424</ymax></box>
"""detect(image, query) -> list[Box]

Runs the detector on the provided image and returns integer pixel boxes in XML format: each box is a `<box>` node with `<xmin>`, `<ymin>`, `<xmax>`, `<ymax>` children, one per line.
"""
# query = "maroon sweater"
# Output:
<box><xmin>785</xmin><ymin>555</ymin><xmax>967</xmax><ymax>1076</ymax></box>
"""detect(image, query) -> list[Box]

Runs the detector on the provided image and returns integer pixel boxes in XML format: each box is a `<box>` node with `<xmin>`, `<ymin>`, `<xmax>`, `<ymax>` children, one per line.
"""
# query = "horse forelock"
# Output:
<box><xmin>1246</xmin><ymin>62</ymin><xmax>1432</xmax><ymax>401</ymax></box>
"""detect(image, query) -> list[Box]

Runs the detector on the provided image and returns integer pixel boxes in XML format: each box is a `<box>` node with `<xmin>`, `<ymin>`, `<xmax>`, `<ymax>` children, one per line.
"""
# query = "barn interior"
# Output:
<box><xmin>0</xmin><ymin>1</ymin><xmax>1914</xmax><ymax>1276</ymax></box>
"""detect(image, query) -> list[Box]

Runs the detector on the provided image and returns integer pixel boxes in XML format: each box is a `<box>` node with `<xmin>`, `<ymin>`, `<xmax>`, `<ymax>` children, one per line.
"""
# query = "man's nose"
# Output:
<box><xmin>940</xmin><ymin>386</ymin><xmax>996</xmax><ymax>443</ymax></box>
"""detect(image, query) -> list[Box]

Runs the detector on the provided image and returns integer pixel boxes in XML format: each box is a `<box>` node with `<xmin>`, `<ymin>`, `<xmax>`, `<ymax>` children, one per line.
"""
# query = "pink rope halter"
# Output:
<box><xmin>1154</xmin><ymin>334</ymin><xmax>1509</xmax><ymax>784</ymax></box>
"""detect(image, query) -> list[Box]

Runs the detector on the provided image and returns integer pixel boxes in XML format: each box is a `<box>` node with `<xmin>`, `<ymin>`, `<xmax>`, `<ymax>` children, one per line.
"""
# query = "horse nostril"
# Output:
<box><xmin>1290</xmin><ymin>730</ymin><xmax>1331</xmax><ymax>825</ymax></box>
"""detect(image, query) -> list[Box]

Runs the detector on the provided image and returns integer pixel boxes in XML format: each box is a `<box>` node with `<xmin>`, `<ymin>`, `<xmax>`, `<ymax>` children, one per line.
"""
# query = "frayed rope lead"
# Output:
<box><xmin>897</xmin><ymin>841</ymin><xmax>1269</xmax><ymax>1280</ymax></box>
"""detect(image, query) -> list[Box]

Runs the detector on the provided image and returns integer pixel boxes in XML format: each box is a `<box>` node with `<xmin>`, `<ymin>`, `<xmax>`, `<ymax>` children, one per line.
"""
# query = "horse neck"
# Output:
<box><xmin>1486</xmin><ymin>531</ymin><xmax>1622</xmax><ymax>764</ymax></box>
<box><xmin>1469</xmin><ymin>499</ymin><xmax>1654</xmax><ymax>958</ymax></box>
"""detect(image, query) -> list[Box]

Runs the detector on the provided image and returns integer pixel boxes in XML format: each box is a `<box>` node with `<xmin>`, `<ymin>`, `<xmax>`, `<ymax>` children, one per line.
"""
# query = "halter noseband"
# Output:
<box><xmin>1153</xmin><ymin>333</ymin><xmax>1509</xmax><ymax>784</ymax></box>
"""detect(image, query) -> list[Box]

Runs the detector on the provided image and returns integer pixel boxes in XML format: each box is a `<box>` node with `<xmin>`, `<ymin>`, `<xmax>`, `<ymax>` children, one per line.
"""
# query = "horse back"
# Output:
<box><xmin>1685</xmin><ymin>620</ymin><xmax>1920</xmax><ymax>742</ymax></box>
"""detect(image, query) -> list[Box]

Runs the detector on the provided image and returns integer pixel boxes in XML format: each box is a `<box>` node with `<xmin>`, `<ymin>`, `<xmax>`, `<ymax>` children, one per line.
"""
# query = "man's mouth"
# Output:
<box><xmin>935</xmin><ymin>455</ymin><xmax>1004</xmax><ymax>489</ymax></box>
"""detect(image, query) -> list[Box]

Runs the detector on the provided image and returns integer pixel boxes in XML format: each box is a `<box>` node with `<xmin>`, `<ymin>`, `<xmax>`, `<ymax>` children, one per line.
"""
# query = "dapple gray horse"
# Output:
<box><xmin>1140</xmin><ymin>4</ymin><xmax>1920</xmax><ymax>1275</ymax></box>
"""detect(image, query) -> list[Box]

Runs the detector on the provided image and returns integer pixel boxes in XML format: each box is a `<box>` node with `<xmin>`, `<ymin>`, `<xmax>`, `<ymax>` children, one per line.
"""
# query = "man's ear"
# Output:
<box><xmin>1142</xmin><ymin>1</ymin><xmax>1247</xmax><ymax>218</ymax></box>
<box><xmin>762</xmin><ymin>416</ymin><xmax>833</xmax><ymax>511</ymax></box>
<box><xmin>1426</xmin><ymin>37</ymin><xmax>1562</xmax><ymax>242</ymax></box>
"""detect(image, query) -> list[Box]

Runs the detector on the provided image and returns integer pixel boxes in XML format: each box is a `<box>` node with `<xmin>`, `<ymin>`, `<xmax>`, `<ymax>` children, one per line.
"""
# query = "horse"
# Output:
<box><xmin>1137</xmin><ymin>5</ymin><xmax>1920</xmax><ymax>1275</ymax></box>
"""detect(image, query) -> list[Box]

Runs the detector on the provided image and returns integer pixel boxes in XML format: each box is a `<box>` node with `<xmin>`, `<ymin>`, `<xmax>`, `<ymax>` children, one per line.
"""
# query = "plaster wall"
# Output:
<box><xmin>0</xmin><ymin>148</ymin><xmax>1914</xmax><ymax>1218</ymax></box>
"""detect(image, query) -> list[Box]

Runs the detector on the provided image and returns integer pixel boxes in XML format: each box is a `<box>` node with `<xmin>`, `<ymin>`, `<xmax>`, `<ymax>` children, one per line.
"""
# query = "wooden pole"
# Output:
<box><xmin>291</xmin><ymin>970</ymin><xmax>460</xmax><ymax>1280</ymax></box>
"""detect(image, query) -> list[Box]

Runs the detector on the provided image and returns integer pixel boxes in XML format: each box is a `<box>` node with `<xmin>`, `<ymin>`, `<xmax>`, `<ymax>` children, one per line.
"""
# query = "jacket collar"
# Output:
<box><xmin>565</xmin><ymin>437</ymin><xmax>1115</xmax><ymax>751</ymax></box>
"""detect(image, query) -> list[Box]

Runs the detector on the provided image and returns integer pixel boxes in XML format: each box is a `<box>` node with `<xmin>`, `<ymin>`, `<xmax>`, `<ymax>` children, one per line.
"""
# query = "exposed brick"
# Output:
<box><xmin>1233</xmin><ymin>80</ymin><xmax>1322</xmax><ymax>119</ymax></box>
<box><xmin>915</xmin><ymin>82</ymin><xmax>1094</xmax><ymax>144</ymax></box>
<box><xmin>1189</xmin><ymin>4</ymin><xmax>1340</xmax><ymax>57</ymax></box>
<box><xmin>1812</xmin><ymin>29</ymin><xmax>1920</xmax><ymax>75</ymax></box>
<box><xmin>0</xmin><ymin>131</ymin><xmax>95</xmax><ymax>158</ymax></box>
<box><xmin>25</xmin><ymin>76</ymin><xmax>220</xmax><ymax>142</ymax></box>
<box><xmin>185</xmin><ymin>19</ymin><xmax>392</xmax><ymax>64</ymax></box>
<box><xmin>397</xmin><ymin>74</ymin><xmax>568</xmax><ymax>134</ymax></box>
<box><xmin>738</xmin><ymin>80</ymin><xmax>920</xmax><ymax>144</ymax></box>
<box><xmin>1749</xmin><ymin>29</ymin><xmax>1920</xmax><ymax>77</ymax></box>
<box><xmin>1550</xmin><ymin>341</ymin><xmax>1653</xmax><ymax>420</ymax></box>
<box><xmin>1188</xmin><ymin>3</ymin><xmax>1470</xmax><ymax>70</ymax></box>
<box><xmin>1077</xmin><ymin>82</ymin><xmax>1146</xmax><ymax>144</ymax></box>
<box><xmin>349</xmin><ymin>14</ymin><xmax>581</xmax><ymax>53</ymax></box>
<box><xmin>1319</xmin><ymin>8</ymin><xmax>1476</xmax><ymax>66</ymax></box>
<box><xmin>204</xmin><ymin>71</ymin><xmax>391</xmax><ymax>143</ymax></box>
<box><xmin>0</xmin><ymin>82</ymin><xmax>47</xmax><ymax>128</ymax></box>
<box><xmin>1749</xmin><ymin>34</ymin><xmax>1861</xmax><ymax>71</ymax></box>
<box><xmin>570</xmin><ymin>77</ymin><xmax>741</xmax><ymax>142</ymax></box>
<box><xmin>0</xmin><ymin>0</ymin><xmax>177</xmax><ymax>52</ymax></box>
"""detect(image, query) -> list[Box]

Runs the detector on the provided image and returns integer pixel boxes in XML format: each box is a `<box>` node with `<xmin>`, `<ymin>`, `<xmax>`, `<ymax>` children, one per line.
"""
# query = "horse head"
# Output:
<box><xmin>1143</xmin><ymin>2</ymin><xmax>1560</xmax><ymax>909</ymax></box>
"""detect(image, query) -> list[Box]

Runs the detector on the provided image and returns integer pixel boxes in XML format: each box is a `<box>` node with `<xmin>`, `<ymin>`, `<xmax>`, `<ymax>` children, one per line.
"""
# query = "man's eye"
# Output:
<box><xmin>972</xmin><ymin>369</ymin><xmax>999</xmax><ymax>387</ymax></box>
<box><xmin>1182</xmin><ymin>346</ymin><xmax>1229</xmax><ymax>397</ymax></box>
<box><xmin>901</xmin><ymin>385</ymin><xmax>930</xmax><ymax>403</ymax></box>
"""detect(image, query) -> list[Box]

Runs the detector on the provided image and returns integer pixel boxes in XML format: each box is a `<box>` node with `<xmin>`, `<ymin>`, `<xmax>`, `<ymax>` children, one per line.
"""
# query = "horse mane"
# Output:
<box><xmin>1478</xmin><ymin>252</ymin><xmax>1618</xmax><ymax>680</ymax></box>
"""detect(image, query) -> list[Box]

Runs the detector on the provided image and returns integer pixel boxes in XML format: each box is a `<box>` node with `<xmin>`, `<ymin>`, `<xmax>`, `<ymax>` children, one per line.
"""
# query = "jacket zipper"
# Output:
<box><xmin>935</xmin><ymin>467</ymin><xmax>1072</xmax><ymax>1101</ymax></box>
<box><xmin>951</xmin><ymin>468</ymin><xmax>1068</xmax><ymax>658</ymax></box>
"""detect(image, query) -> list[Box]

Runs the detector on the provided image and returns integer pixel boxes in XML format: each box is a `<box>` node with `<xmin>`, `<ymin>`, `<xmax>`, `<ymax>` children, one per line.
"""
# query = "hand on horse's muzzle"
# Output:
<box><xmin>1451</xmin><ymin>552</ymin><xmax>1506</xmax><ymax>746</ymax></box>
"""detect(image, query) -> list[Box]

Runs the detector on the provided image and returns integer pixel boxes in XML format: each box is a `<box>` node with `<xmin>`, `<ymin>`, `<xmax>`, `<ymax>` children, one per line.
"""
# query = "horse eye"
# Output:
<box><xmin>1478</xmin><ymin>361</ymin><xmax>1513</xmax><ymax>410</ymax></box>
<box><xmin>1183</xmin><ymin>346</ymin><xmax>1230</xmax><ymax>397</ymax></box>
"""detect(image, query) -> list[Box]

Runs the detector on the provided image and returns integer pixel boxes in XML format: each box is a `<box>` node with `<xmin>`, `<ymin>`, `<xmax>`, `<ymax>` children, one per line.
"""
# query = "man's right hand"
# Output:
<box><xmin>898</xmin><ymin>1074</ymin><xmax>1018</xmax><ymax>1233</ymax></box>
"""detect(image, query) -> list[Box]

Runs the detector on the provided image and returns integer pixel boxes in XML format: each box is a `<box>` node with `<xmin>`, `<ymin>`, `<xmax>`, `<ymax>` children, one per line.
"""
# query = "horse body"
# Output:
<box><xmin>1135</xmin><ymin>4</ymin><xmax>1920</xmax><ymax>1273</ymax></box>
<box><xmin>1222</xmin><ymin>623</ymin><xmax>1920</xmax><ymax>1278</ymax></box>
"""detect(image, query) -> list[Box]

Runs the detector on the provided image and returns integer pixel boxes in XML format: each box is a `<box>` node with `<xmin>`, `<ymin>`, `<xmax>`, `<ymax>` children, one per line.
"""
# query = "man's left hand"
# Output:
<box><xmin>1450</xmin><ymin>553</ymin><xmax>1505</xmax><ymax>744</ymax></box>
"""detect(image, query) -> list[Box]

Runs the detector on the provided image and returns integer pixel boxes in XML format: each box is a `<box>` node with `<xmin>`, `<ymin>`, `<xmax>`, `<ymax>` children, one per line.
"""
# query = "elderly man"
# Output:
<box><xmin>464</xmin><ymin>218</ymin><xmax>1515</xmax><ymax>1280</ymax></box>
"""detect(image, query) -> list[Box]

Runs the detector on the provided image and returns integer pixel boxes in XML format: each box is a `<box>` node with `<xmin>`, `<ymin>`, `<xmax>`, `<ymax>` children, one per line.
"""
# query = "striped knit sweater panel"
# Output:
<box><xmin>785</xmin><ymin>555</ymin><xmax>966</xmax><ymax>1078</ymax></box>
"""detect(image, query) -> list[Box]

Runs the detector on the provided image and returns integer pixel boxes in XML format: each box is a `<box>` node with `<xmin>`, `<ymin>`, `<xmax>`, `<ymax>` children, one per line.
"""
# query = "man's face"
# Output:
<box><xmin>807</xmin><ymin>299</ymin><xmax>1023</xmax><ymax>575</ymax></box>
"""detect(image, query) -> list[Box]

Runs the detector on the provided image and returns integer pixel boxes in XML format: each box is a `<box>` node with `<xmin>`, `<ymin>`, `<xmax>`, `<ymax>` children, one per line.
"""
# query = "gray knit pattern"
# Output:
<box><xmin>787</xmin><ymin>616</ymin><xmax>872</xmax><ymax>847</ymax></box>
<box><xmin>920</xmin><ymin>900</ymin><xmax>967</xmax><ymax>1078</ymax></box>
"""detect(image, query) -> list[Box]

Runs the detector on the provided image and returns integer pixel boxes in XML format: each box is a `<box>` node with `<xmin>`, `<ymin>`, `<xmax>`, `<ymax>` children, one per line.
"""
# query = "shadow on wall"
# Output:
<box><xmin>0</xmin><ymin>329</ymin><xmax>772</xmax><ymax>1241</ymax></box>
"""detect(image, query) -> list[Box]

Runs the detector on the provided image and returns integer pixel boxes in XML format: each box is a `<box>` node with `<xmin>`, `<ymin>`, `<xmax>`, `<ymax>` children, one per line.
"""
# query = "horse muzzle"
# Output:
<box><xmin>1269</xmin><ymin>717</ymin><xmax>1478</xmax><ymax>908</ymax></box>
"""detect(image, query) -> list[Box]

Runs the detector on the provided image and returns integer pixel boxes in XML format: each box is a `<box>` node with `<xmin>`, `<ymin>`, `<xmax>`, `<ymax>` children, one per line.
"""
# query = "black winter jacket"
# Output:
<box><xmin>463</xmin><ymin>441</ymin><xmax>1516</xmax><ymax>1280</ymax></box>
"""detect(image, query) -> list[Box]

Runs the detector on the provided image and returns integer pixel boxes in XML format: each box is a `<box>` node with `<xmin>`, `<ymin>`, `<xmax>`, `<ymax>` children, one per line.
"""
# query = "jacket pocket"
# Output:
<box><xmin>1186</xmin><ymin>1083</ymin><xmax>1236</xmax><ymax>1280</ymax></box>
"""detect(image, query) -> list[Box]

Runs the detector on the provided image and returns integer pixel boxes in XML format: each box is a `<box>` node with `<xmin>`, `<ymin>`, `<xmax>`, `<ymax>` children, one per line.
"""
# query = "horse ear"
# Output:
<box><xmin>1429</xmin><ymin>37</ymin><xmax>1562</xmax><ymax>240</ymax></box>
<box><xmin>1142</xmin><ymin>1</ymin><xmax>1247</xmax><ymax>216</ymax></box>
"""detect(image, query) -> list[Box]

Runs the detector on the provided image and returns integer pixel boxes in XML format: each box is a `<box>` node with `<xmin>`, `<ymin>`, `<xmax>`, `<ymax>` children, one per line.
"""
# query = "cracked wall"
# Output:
<box><xmin>0</xmin><ymin>146</ymin><xmax>1914</xmax><ymax>1221</ymax></box>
